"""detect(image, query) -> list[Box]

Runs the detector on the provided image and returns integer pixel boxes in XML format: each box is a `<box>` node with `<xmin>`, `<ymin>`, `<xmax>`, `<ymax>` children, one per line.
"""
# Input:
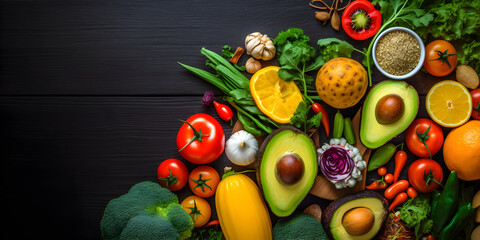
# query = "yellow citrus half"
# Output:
<box><xmin>426</xmin><ymin>80</ymin><xmax>472</xmax><ymax>127</ymax></box>
<box><xmin>250</xmin><ymin>66</ymin><xmax>303</xmax><ymax>124</ymax></box>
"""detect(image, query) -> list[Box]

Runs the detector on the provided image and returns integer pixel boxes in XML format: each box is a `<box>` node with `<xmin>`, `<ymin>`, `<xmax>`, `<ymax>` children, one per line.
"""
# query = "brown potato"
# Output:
<box><xmin>456</xmin><ymin>65</ymin><xmax>479</xmax><ymax>89</ymax></box>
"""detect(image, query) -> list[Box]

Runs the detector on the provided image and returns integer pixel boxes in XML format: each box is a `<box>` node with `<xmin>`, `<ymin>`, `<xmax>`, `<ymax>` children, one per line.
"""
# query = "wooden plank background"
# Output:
<box><xmin>0</xmin><ymin>0</ymin><xmax>476</xmax><ymax>239</ymax></box>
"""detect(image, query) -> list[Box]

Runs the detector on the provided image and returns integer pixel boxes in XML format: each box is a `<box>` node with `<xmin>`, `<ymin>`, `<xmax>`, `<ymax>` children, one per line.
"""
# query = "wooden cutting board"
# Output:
<box><xmin>308</xmin><ymin>108</ymin><xmax>371</xmax><ymax>200</ymax></box>
<box><xmin>231</xmin><ymin>108</ymin><xmax>371</xmax><ymax>200</ymax></box>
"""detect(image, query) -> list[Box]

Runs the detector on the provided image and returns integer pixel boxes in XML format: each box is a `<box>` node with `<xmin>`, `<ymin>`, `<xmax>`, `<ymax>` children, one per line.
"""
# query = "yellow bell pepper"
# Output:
<box><xmin>215</xmin><ymin>171</ymin><xmax>272</xmax><ymax>240</ymax></box>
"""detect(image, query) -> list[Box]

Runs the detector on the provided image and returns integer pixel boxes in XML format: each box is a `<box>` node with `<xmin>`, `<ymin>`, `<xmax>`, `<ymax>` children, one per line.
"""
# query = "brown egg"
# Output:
<box><xmin>342</xmin><ymin>207</ymin><xmax>375</xmax><ymax>236</ymax></box>
<box><xmin>275</xmin><ymin>153</ymin><xmax>304</xmax><ymax>185</ymax></box>
<box><xmin>375</xmin><ymin>94</ymin><xmax>405</xmax><ymax>124</ymax></box>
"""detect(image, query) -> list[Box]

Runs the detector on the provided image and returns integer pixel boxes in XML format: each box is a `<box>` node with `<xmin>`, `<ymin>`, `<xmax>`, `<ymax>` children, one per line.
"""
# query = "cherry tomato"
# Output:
<box><xmin>189</xmin><ymin>165</ymin><xmax>220</xmax><ymax>198</ymax></box>
<box><xmin>341</xmin><ymin>0</ymin><xmax>382</xmax><ymax>40</ymax></box>
<box><xmin>407</xmin><ymin>187</ymin><xmax>418</xmax><ymax>199</ymax></box>
<box><xmin>408</xmin><ymin>158</ymin><xmax>443</xmax><ymax>193</ymax></box>
<box><xmin>181</xmin><ymin>195</ymin><xmax>211</xmax><ymax>227</ymax></box>
<box><xmin>384</xmin><ymin>173</ymin><xmax>394</xmax><ymax>184</ymax></box>
<box><xmin>177</xmin><ymin>113</ymin><xmax>225</xmax><ymax>164</ymax></box>
<box><xmin>157</xmin><ymin>158</ymin><xmax>189</xmax><ymax>191</ymax></box>
<box><xmin>424</xmin><ymin>40</ymin><xmax>457</xmax><ymax>77</ymax></box>
<box><xmin>213</xmin><ymin>101</ymin><xmax>233</xmax><ymax>121</ymax></box>
<box><xmin>471</xmin><ymin>88</ymin><xmax>480</xmax><ymax>120</ymax></box>
<box><xmin>405</xmin><ymin>118</ymin><xmax>444</xmax><ymax>158</ymax></box>
<box><xmin>377</xmin><ymin>167</ymin><xmax>387</xmax><ymax>176</ymax></box>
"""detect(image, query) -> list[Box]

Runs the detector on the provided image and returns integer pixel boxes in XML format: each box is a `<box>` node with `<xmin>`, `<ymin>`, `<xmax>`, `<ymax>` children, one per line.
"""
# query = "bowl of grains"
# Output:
<box><xmin>372</xmin><ymin>27</ymin><xmax>425</xmax><ymax>80</ymax></box>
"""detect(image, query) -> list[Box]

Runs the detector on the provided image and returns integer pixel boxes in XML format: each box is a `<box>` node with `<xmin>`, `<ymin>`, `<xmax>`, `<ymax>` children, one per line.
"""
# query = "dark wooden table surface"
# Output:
<box><xmin>1</xmin><ymin>1</ymin><xmax>478</xmax><ymax>239</ymax></box>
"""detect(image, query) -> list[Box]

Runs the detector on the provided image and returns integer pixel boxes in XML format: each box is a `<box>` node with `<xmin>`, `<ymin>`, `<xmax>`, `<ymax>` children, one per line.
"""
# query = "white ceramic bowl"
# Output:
<box><xmin>372</xmin><ymin>27</ymin><xmax>425</xmax><ymax>80</ymax></box>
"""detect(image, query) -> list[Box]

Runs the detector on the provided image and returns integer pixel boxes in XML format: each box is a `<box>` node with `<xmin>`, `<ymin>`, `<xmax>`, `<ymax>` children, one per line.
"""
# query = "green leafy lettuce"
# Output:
<box><xmin>399</xmin><ymin>195</ymin><xmax>433</xmax><ymax>239</ymax></box>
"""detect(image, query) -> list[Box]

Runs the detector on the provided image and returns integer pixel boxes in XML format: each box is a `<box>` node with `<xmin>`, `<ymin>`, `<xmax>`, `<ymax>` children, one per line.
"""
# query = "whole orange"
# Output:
<box><xmin>443</xmin><ymin>120</ymin><xmax>480</xmax><ymax>181</ymax></box>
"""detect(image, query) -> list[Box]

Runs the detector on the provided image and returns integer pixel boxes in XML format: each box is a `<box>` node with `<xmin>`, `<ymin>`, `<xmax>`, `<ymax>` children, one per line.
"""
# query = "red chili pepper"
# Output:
<box><xmin>384</xmin><ymin>180</ymin><xmax>409</xmax><ymax>199</ymax></box>
<box><xmin>213</xmin><ymin>101</ymin><xmax>233</xmax><ymax>121</ymax></box>
<box><xmin>393</xmin><ymin>144</ymin><xmax>407</xmax><ymax>183</ymax></box>
<box><xmin>407</xmin><ymin>187</ymin><xmax>418</xmax><ymax>199</ymax></box>
<box><xmin>341</xmin><ymin>0</ymin><xmax>382</xmax><ymax>40</ymax></box>
<box><xmin>204</xmin><ymin>220</ymin><xmax>220</xmax><ymax>229</ymax></box>
<box><xmin>366</xmin><ymin>179</ymin><xmax>387</xmax><ymax>190</ymax></box>
<box><xmin>389</xmin><ymin>192</ymin><xmax>407</xmax><ymax>212</ymax></box>
<box><xmin>312</xmin><ymin>102</ymin><xmax>330</xmax><ymax>137</ymax></box>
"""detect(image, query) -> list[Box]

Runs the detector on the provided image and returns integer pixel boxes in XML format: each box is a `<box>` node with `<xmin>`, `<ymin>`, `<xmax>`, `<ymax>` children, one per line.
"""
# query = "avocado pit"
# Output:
<box><xmin>342</xmin><ymin>207</ymin><xmax>374</xmax><ymax>236</ymax></box>
<box><xmin>375</xmin><ymin>94</ymin><xmax>405</xmax><ymax>124</ymax></box>
<box><xmin>276</xmin><ymin>152</ymin><xmax>304</xmax><ymax>185</ymax></box>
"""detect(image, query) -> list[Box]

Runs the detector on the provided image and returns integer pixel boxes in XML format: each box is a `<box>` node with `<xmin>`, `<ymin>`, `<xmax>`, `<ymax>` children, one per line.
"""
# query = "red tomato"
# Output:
<box><xmin>384</xmin><ymin>173</ymin><xmax>394</xmax><ymax>184</ymax></box>
<box><xmin>341</xmin><ymin>0</ymin><xmax>382</xmax><ymax>40</ymax></box>
<box><xmin>189</xmin><ymin>165</ymin><xmax>220</xmax><ymax>198</ymax></box>
<box><xmin>471</xmin><ymin>88</ymin><xmax>480</xmax><ymax>120</ymax></box>
<box><xmin>408</xmin><ymin>158</ymin><xmax>443</xmax><ymax>193</ymax></box>
<box><xmin>213</xmin><ymin>101</ymin><xmax>233</xmax><ymax>121</ymax></box>
<box><xmin>377</xmin><ymin>167</ymin><xmax>387</xmax><ymax>176</ymax></box>
<box><xmin>424</xmin><ymin>40</ymin><xmax>457</xmax><ymax>77</ymax></box>
<box><xmin>157</xmin><ymin>158</ymin><xmax>189</xmax><ymax>191</ymax></box>
<box><xmin>180</xmin><ymin>195</ymin><xmax>211</xmax><ymax>227</ymax></box>
<box><xmin>176</xmin><ymin>113</ymin><xmax>225</xmax><ymax>164</ymax></box>
<box><xmin>405</xmin><ymin>118</ymin><xmax>444</xmax><ymax>158</ymax></box>
<box><xmin>407</xmin><ymin>187</ymin><xmax>418</xmax><ymax>199</ymax></box>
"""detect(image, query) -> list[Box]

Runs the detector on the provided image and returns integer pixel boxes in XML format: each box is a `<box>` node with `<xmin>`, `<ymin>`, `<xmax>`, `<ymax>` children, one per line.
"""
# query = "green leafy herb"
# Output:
<box><xmin>290</xmin><ymin>101</ymin><xmax>322</xmax><ymax>133</ymax></box>
<box><xmin>399</xmin><ymin>195</ymin><xmax>433</xmax><ymax>239</ymax></box>
<box><xmin>221</xmin><ymin>45</ymin><xmax>246</xmax><ymax>72</ymax></box>
<box><xmin>189</xmin><ymin>225</ymin><xmax>225</xmax><ymax>240</ymax></box>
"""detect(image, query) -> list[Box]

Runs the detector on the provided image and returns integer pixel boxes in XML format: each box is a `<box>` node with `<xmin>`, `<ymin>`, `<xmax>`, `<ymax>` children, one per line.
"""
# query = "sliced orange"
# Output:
<box><xmin>426</xmin><ymin>80</ymin><xmax>472</xmax><ymax>127</ymax></box>
<box><xmin>250</xmin><ymin>66</ymin><xmax>303</xmax><ymax>124</ymax></box>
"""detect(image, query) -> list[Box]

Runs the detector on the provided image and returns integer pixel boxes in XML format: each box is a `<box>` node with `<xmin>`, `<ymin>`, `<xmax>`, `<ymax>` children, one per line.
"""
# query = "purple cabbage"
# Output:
<box><xmin>319</xmin><ymin>146</ymin><xmax>355</xmax><ymax>182</ymax></box>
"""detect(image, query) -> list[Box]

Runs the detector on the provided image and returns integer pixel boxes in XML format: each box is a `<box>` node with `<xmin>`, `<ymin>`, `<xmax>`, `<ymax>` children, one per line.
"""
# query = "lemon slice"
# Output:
<box><xmin>250</xmin><ymin>66</ymin><xmax>303</xmax><ymax>124</ymax></box>
<box><xmin>426</xmin><ymin>80</ymin><xmax>472</xmax><ymax>127</ymax></box>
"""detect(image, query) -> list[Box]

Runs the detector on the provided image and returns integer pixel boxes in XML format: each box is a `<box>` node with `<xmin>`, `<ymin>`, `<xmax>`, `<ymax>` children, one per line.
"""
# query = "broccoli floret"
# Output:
<box><xmin>273</xmin><ymin>213</ymin><xmax>328</xmax><ymax>240</ymax></box>
<box><xmin>119</xmin><ymin>215</ymin><xmax>178</xmax><ymax>240</ymax></box>
<box><xmin>100</xmin><ymin>181</ymin><xmax>194</xmax><ymax>240</ymax></box>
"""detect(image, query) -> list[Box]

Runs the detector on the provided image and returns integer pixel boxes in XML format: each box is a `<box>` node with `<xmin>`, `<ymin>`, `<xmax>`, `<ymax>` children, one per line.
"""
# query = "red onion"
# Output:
<box><xmin>202</xmin><ymin>91</ymin><xmax>215</xmax><ymax>106</ymax></box>
<box><xmin>319</xmin><ymin>146</ymin><xmax>355</xmax><ymax>182</ymax></box>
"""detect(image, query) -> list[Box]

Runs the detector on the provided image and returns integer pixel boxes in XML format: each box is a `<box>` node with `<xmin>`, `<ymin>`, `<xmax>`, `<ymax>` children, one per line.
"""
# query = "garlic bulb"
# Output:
<box><xmin>245</xmin><ymin>57</ymin><xmax>261</xmax><ymax>74</ymax></box>
<box><xmin>245</xmin><ymin>32</ymin><xmax>276</xmax><ymax>61</ymax></box>
<box><xmin>225</xmin><ymin>130</ymin><xmax>259</xmax><ymax>166</ymax></box>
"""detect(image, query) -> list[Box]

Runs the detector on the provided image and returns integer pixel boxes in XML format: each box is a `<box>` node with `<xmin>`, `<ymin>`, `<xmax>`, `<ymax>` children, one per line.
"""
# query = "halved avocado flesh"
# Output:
<box><xmin>322</xmin><ymin>190</ymin><xmax>388</xmax><ymax>240</ymax></box>
<box><xmin>360</xmin><ymin>80</ymin><xmax>419</xmax><ymax>149</ymax></box>
<box><xmin>258</xmin><ymin>127</ymin><xmax>317</xmax><ymax>217</ymax></box>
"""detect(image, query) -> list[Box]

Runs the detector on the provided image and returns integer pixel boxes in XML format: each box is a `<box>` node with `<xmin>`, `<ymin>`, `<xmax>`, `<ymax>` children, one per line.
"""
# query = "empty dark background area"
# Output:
<box><xmin>1</xmin><ymin>1</ymin><xmax>478</xmax><ymax>239</ymax></box>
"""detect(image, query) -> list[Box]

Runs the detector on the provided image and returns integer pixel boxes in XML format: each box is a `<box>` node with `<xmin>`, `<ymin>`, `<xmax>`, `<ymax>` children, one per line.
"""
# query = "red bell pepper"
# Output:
<box><xmin>342</xmin><ymin>0</ymin><xmax>382</xmax><ymax>40</ymax></box>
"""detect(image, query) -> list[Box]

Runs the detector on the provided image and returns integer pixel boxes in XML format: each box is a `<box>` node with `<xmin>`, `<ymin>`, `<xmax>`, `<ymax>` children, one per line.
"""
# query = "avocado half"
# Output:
<box><xmin>258</xmin><ymin>126</ymin><xmax>317</xmax><ymax>217</ymax></box>
<box><xmin>321</xmin><ymin>190</ymin><xmax>388</xmax><ymax>240</ymax></box>
<box><xmin>360</xmin><ymin>80</ymin><xmax>419</xmax><ymax>149</ymax></box>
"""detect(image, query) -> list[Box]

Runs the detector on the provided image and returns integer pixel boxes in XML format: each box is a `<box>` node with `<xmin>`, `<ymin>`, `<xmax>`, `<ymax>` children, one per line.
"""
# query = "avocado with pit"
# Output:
<box><xmin>322</xmin><ymin>190</ymin><xmax>388</xmax><ymax>240</ymax></box>
<box><xmin>258</xmin><ymin>126</ymin><xmax>317</xmax><ymax>217</ymax></box>
<box><xmin>360</xmin><ymin>80</ymin><xmax>419</xmax><ymax>149</ymax></box>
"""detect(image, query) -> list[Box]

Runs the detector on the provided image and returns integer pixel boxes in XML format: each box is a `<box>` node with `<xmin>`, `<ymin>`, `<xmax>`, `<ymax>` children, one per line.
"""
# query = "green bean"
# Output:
<box><xmin>178</xmin><ymin>62</ymin><xmax>231</xmax><ymax>94</ymax></box>
<box><xmin>237</xmin><ymin>112</ymin><xmax>265</xmax><ymax>136</ymax></box>
<box><xmin>367</xmin><ymin>143</ymin><xmax>396</xmax><ymax>171</ymax></box>
<box><xmin>333</xmin><ymin>110</ymin><xmax>344</xmax><ymax>139</ymax></box>
<box><xmin>343</xmin><ymin>117</ymin><xmax>356</xmax><ymax>145</ymax></box>
<box><xmin>230</xmin><ymin>102</ymin><xmax>273</xmax><ymax>134</ymax></box>
<box><xmin>201</xmin><ymin>47</ymin><xmax>249</xmax><ymax>84</ymax></box>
